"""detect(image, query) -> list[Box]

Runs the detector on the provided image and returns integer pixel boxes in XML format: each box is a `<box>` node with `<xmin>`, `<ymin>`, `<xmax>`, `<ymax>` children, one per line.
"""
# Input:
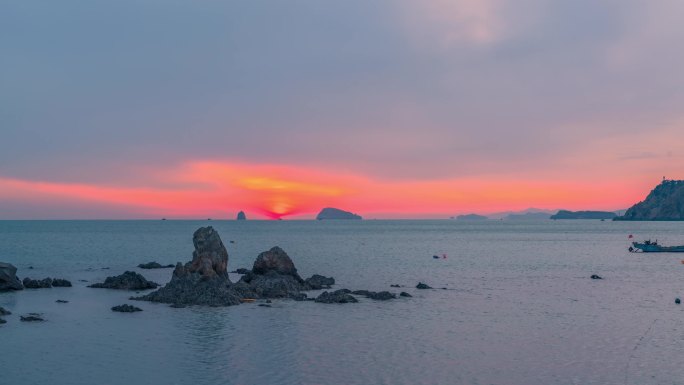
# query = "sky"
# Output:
<box><xmin>1</xmin><ymin>0</ymin><xmax>684</xmax><ymax>219</ymax></box>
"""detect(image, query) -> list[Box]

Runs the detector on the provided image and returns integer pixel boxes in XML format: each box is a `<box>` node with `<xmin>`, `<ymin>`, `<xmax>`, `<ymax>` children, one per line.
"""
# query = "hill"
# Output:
<box><xmin>616</xmin><ymin>180</ymin><xmax>684</xmax><ymax>221</ymax></box>
<box><xmin>316</xmin><ymin>208</ymin><xmax>362</xmax><ymax>220</ymax></box>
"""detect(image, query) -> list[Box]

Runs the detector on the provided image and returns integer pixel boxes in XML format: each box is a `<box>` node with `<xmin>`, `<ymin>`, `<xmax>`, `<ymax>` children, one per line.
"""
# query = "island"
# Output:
<box><xmin>316</xmin><ymin>207</ymin><xmax>362</xmax><ymax>220</ymax></box>
<box><xmin>455</xmin><ymin>214</ymin><xmax>488</xmax><ymax>221</ymax></box>
<box><xmin>236</xmin><ymin>211</ymin><xmax>247</xmax><ymax>220</ymax></box>
<box><xmin>615</xmin><ymin>179</ymin><xmax>684</xmax><ymax>221</ymax></box>
<box><xmin>505</xmin><ymin>212</ymin><xmax>551</xmax><ymax>220</ymax></box>
<box><xmin>550</xmin><ymin>210</ymin><xmax>617</xmax><ymax>220</ymax></box>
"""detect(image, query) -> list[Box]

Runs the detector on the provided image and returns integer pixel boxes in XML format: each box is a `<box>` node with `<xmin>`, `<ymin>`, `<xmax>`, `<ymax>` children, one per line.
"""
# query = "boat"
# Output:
<box><xmin>630</xmin><ymin>240</ymin><xmax>684</xmax><ymax>252</ymax></box>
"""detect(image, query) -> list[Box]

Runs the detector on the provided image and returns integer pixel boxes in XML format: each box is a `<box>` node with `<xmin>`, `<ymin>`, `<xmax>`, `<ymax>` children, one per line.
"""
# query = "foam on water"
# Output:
<box><xmin>2</xmin><ymin>220</ymin><xmax>684</xmax><ymax>385</ymax></box>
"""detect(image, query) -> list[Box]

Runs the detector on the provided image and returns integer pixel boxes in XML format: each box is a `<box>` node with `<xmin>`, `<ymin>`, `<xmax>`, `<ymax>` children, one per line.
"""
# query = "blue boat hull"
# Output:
<box><xmin>632</xmin><ymin>242</ymin><xmax>684</xmax><ymax>252</ymax></box>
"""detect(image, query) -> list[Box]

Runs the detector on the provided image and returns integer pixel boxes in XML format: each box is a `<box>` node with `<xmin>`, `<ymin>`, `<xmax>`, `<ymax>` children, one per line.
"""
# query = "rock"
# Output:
<box><xmin>239</xmin><ymin>271</ymin><xmax>306</xmax><ymax>299</ymax></box>
<box><xmin>23</xmin><ymin>277</ymin><xmax>53</xmax><ymax>289</ymax></box>
<box><xmin>237</xmin><ymin>211</ymin><xmax>247</xmax><ymax>220</ymax></box>
<box><xmin>56</xmin><ymin>300</ymin><xmax>69</xmax><ymax>303</ymax></box>
<box><xmin>52</xmin><ymin>278</ymin><xmax>72</xmax><ymax>287</ymax></box>
<box><xmin>590</xmin><ymin>274</ymin><xmax>603</xmax><ymax>280</ymax></box>
<box><xmin>0</xmin><ymin>318</ymin><xmax>5</xmax><ymax>324</ymax></box>
<box><xmin>368</xmin><ymin>291</ymin><xmax>396</xmax><ymax>300</ymax></box>
<box><xmin>390</xmin><ymin>284</ymin><xmax>401</xmax><ymax>288</ymax></box>
<box><xmin>315</xmin><ymin>290</ymin><xmax>358</xmax><ymax>304</ymax></box>
<box><xmin>304</xmin><ymin>274</ymin><xmax>335</xmax><ymax>289</ymax></box>
<box><xmin>616</xmin><ymin>180</ymin><xmax>684</xmax><ymax>220</ymax></box>
<box><xmin>416</xmin><ymin>282</ymin><xmax>433</xmax><ymax>289</ymax></box>
<box><xmin>400</xmin><ymin>291</ymin><xmax>412</xmax><ymax>297</ymax></box>
<box><xmin>79</xmin><ymin>279</ymin><xmax>88</xmax><ymax>282</ymax></box>
<box><xmin>88</xmin><ymin>271</ymin><xmax>158</xmax><ymax>290</ymax></box>
<box><xmin>0</xmin><ymin>262</ymin><xmax>24</xmax><ymax>291</ymax></box>
<box><xmin>112</xmin><ymin>304</ymin><xmax>143</xmax><ymax>312</ymax></box>
<box><xmin>676</xmin><ymin>298</ymin><xmax>681</xmax><ymax>305</ymax></box>
<box><xmin>316</xmin><ymin>207</ymin><xmax>362</xmax><ymax>220</ymax></box>
<box><xmin>230</xmin><ymin>268</ymin><xmax>250</xmax><ymax>274</ymax></box>
<box><xmin>187</xmin><ymin>226</ymin><xmax>229</xmax><ymax>279</ymax></box>
<box><xmin>252</xmin><ymin>246</ymin><xmax>302</xmax><ymax>280</ymax></box>
<box><xmin>550</xmin><ymin>210</ymin><xmax>617</xmax><ymax>220</ymax></box>
<box><xmin>138</xmin><ymin>262</ymin><xmax>174</xmax><ymax>269</ymax></box>
<box><xmin>351</xmin><ymin>290</ymin><xmax>372</xmax><ymax>296</ymax></box>
<box><xmin>258</xmin><ymin>304</ymin><xmax>271</xmax><ymax>307</ymax></box>
<box><xmin>20</xmin><ymin>313</ymin><xmax>44</xmax><ymax>322</ymax></box>
<box><xmin>0</xmin><ymin>306</ymin><xmax>11</xmax><ymax>316</ymax></box>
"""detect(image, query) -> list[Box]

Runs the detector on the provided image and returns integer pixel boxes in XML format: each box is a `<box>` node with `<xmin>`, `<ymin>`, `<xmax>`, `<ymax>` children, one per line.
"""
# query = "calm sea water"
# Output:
<box><xmin>2</xmin><ymin>219</ymin><xmax>684</xmax><ymax>385</ymax></box>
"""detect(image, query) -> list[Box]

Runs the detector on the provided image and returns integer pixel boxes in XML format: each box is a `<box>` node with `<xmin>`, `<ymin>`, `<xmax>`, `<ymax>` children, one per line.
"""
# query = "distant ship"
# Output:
<box><xmin>630</xmin><ymin>240</ymin><xmax>684</xmax><ymax>252</ymax></box>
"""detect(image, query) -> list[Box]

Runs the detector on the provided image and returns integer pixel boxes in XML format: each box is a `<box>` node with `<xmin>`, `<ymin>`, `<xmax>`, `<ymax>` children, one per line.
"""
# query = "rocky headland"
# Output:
<box><xmin>316</xmin><ymin>207</ymin><xmax>362</xmax><ymax>220</ymax></box>
<box><xmin>615</xmin><ymin>179</ymin><xmax>684</xmax><ymax>220</ymax></box>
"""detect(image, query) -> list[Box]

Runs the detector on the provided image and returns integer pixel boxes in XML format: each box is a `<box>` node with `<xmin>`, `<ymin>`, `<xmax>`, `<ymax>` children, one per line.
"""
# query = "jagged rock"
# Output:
<box><xmin>316</xmin><ymin>207</ymin><xmax>362</xmax><ymax>220</ymax></box>
<box><xmin>351</xmin><ymin>290</ymin><xmax>371</xmax><ymax>296</ymax></box>
<box><xmin>617</xmin><ymin>180</ymin><xmax>684</xmax><ymax>220</ymax></box>
<box><xmin>138</xmin><ymin>262</ymin><xmax>174</xmax><ymax>269</ymax></box>
<box><xmin>23</xmin><ymin>277</ymin><xmax>53</xmax><ymax>289</ymax></box>
<box><xmin>0</xmin><ymin>262</ymin><xmax>24</xmax><ymax>291</ymax></box>
<box><xmin>88</xmin><ymin>271</ymin><xmax>158</xmax><ymax>290</ymax></box>
<box><xmin>20</xmin><ymin>313</ymin><xmax>44</xmax><ymax>322</ymax></box>
<box><xmin>590</xmin><ymin>275</ymin><xmax>603</xmax><ymax>280</ymax></box>
<box><xmin>52</xmin><ymin>278</ymin><xmax>72</xmax><ymax>287</ymax></box>
<box><xmin>187</xmin><ymin>226</ymin><xmax>229</xmax><ymax>278</ymax></box>
<box><xmin>305</xmin><ymin>274</ymin><xmax>335</xmax><ymax>289</ymax></box>
<box><xmin>400</xmin><ymin>291</ymin><xmax>412</xmax><ymax>297</ymax></box>
<box><xmin>112</xmin><ymin>304</ymin><xmax>143</xmax><ymax>312</ymax></box>
<box><xmin>368</xmin><ymin>291</ymin><xmax>396</xmax><ymax>300</ymax></box>
<box><xmin>315</xmin><ymin>290</ymin><xmax>358</xmax><ymax>304</ymax></box>
<box><xmin>0</xmin><ymin>306</ymin><xmax>11</xmax><ymax>315</ymax></box>
<box><xmin>416</xmin><ymin>282</ymin><xmax>432</xmax><ymax>289</ymax></box>
<box><xmin>252</xmin><ymin>246</ymin><xmax>302</xmax><ymax>280</ymax></box>
<box><xmin>55</xmin><ymin>300</ymin><xmax>69</xmax><ymax>303</ymax></box>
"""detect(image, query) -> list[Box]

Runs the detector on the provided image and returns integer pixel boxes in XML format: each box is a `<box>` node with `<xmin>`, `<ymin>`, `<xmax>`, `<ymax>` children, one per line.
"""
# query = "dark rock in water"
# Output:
<box><xmin>187</xmin><ymin>226</ymin><xmax>229</xmax><ymax>279</ymax></box>
<box><xmin>676</xmin><ymin>298</ymin><xmax>681</xmax><ymax>305</ymax></box>
<box><xmin>88</xmin><ymin>271</ymin><xmax>158</xmax><ymax>290</ymax></box>
<box><xmin>0</xmin><ymin>306</ymin><xmax>11</xmax><ymax>315</ymax></box>
<box><xmin>28</xmin><ymin>266</ymin><xmax>34</xmax><ymax>269</ymax></box>
<box><xmin>231</xmin><ymin>268</ymin><xmax>250</xmax><ymax>274</ymax></box>
<box><xmin>315</xmin><ymin>290</ymin><xmax>358</xmax><ymax>304</ymax></box>
<box><xmin>400</xmin><ymin>292</ymin><xmax>412</xmax><ymax>297</ymax></box>
<box><xmin>20</xmin><ymin>313</ymin><xmax>44</xmax><ymax>322</ymax></box>
<box><xmin>52</xmin><ymin>278</ymin><xmax>72</xmax><ymax>287</ymax></box>
<box><xmin>316</xmin><ymin>207</ymin><xmax>362</xmax><ymax>220</ymax></box>
<box><xmin>616</xmin><ymin>180</ymin><xmax>684</xmax><ymax>221</ymax></box>
<box><xmin>258</xmin><ymin>304</ymin><xmax>271</xmax><ymax>307</ymax></box>
<box><xmin>112</xmin><ymin>304</ymin><xmax>142</xmax><ymax>312</ymax></box>
<box><xmin>304</xmin><ymin>274</ymin><xmax>335</xmax><ymax>289</ymax></box>
<box><xmin>252</xmin><ymin>246</ymin><xmax>302</xmax><ymax>280</ymax></box>
<box><xmin>56</xmin><ymin>300</ymin><xmax>69</xmax><ymax>303</ymax></box>
<box><xmin>0</xmin><ymin>262</ymin><xmax>24</xmax><ymax>291</ymax></box>
<box><xmin>238</xmin><ymin>271</ymin><xmax>306</xmax><ymax>299</ymax></box>
<box><xmin>416</xmin><ymin>282</ymin><xmax>432</xmax><ymax>289</ymax></box>
<box><xmin>351</xmin><ymin>290</ymin><xmax>372</xmax><ymax>296</ymax></box>
<box><xmin>590</xmin><ymin>274</ymin><xmax>603</xmax><ymax>280</ymax></box>
<box><xmin>390</xmin><ymin>284</ymin><xmax>401</xmax><ymax>288</ymax></box>
<box><xmin>138</xmin><ymin>262</ymin><xmax>174</xmax><ymax>269</ymax></box>
<box><xmin>23</xmin><ymin>277</ymin><xmax>53</xmax><ymax>289</ymax></box>
<box><xmin>79</xmin><ymin>279</ymin><xmax>88</xmax><ymax>282</ymax></box>
<box><xmin>237</xmin><ymin>211</ymin><xmax>247</xmax><ymax>220</ymax></box>
<box><xmin>0</xmin><ymin>318</ymin><xmax>5</xmax><ymax>324</ymax></box>
<box><xmin>368</xmin><ymin>291</ymin><xmax>396</xmax><ymax>300</ymax></box>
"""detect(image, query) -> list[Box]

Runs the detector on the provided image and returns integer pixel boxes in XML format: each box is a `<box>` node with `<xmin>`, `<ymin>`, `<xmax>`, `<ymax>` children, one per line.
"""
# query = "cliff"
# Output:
<box><xmin>550</xmin><ymin>210</ymin><xmax>617</xmax><ymax>220</ymax></box>
<box><xmin>316</xmin><ymin>207</ymin><xmax>362</xmax><ymax>220</ymax></box>
<box><xmin>616</xmin><ymin>180</ymin><xmax>684</xmax><ymax>221</ymax></box>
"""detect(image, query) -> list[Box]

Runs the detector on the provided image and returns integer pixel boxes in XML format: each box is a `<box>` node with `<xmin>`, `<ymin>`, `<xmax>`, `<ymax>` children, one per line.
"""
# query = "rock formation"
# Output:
<box><xmin>52</xmin><ymin>278</ymin><xmax>72</xmax><ymax>287</ymax></box>
<box><xmin>0</xmin><ymin>306</ymin><xmax>11</xmax><ymax>316</ymax></box>
<box><xmin>112</xmin><ymin>304</ymin><xmax>142</xmax><ymax>312</ymax></box>
<box><xmin>616</xmin><ymin>180</ymin><xmax>684</xmax><ymax>220</ymax></box>
<box><xmin>237</xmin><ymin>211</ymin><xmax>247</xmax><ymax>220</ymax></box>
<box><xmin>550</xmin><ymin>210</ymin><xmax>617</xmax><ymax>220</ymax></box>
<box><xmin>20</xmin><ymin>313</ymin><xmax>44</xmax><ymax>322</ymax></box>
<box><xmin>88</xmin><ymin>271</ymin><xmax>158</xmax><ymax>290</ymax></box>
<box><xmin>0</xmin><ymin>262</ymin><xmax>23</xmax><ymax>291</ymax></box>
<box><xmin>315</xmin><ymin>290</ymin><xmax>358</xmax><ymax>303</ymax></box>
<box><xmin>23</xmin><ymin>277</ymin><xmax>53</xmax><ymax>288</ymax></box>
<box><xmin>304</xmin><ymin>274</ymin><xmax>335</xmax><ymax>290</ymax></box>
<box><xmin>316</xmin><ymin>207</ymin><xmax>362</xmax><ymax>220</ymax></box>
<box><xmin>416</xmin><ymin>282</ymin><xmax>432</xmax><ymax>289</ymax></box>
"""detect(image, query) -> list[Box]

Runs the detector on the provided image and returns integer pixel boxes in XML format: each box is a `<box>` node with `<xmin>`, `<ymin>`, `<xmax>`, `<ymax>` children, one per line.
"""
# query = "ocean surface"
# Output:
<box><xmin>2</xmin><ymin>219</ymin><xmax>684</xmax><ymax>385</ymax></box>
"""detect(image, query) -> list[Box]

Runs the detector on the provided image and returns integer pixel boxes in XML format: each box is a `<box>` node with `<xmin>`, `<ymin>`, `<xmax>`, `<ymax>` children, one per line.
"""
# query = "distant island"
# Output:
<box><xmin>615</xmin><ymin>179</ymin><xmax>684</xmax><ymax>221</ymax></box>
<box><xmin>316</xmin><ymin>208</ymin><xmax>362</xmax><ymax>220</ymax></box>
<box><xmin>236</xmin><ymin>211</ymin><xmax>247</xmax><ymax>220</ymax></box>
<box><xmin>550</xmin><ymin>210</ymin><xmax>617</xmax><ymax>220</ymax></box>
<box><xmin>505</xmin><ymin>212</ymin><xmax>551</xmax><ymax>220</ymax></box>
<box><xmin>455</xmin><ymin>214</ymin><xmax>488</xmax><ymax>221</ymax></box>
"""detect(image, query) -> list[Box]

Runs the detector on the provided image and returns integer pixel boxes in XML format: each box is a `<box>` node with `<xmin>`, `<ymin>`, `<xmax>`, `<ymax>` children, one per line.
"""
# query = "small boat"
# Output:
<box><xmin>630</xmin><ymin>240</ymin><xmax>684</xmax><ymax>252</ymax></box>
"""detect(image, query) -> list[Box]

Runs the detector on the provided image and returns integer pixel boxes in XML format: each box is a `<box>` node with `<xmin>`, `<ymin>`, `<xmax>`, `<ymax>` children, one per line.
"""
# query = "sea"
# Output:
<box><xmin>2</xmin><ymin>219</ymin><xmax>684</xmax><ymax>385</ymax></box>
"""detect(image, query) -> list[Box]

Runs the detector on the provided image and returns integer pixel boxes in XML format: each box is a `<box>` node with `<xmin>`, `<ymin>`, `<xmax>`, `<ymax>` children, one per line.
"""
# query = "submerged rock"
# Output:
<box><xmin>400</xmin><ymin>291</ymin><xmax>412</xmax><ymax>297</ymax></box>
<box><xmin>88</xmin><ymin>271</ymin><xmax>158</xmax><ymax>290</ymax></box>
<box><xmin>0</xmin><ymin>262</ymin><xmax>24</xmax><ymax>291</ymax></box>
<box><xmin>0</xmin><ymin>306</ymin><xmax>11</xmax><ymax>316</ymax></box>
<box><xmin>304</xmin><ymin>274</ymin><xmax>335</xmax><ymax>290</ymax></box>
<box><xmin>315</xmin><ymin>290</ymin><xmax>358</xmax><ymax>304</ymax></box>
<box><xmin>52</xmin><ymin>278</ymin><xmax>72</xmax><ymax>287</ymax></box>
<box><xmin>0</xmin><ymin>318</ymin><xmax>6</xmax><ymax>324</ymax></box>
<box><xmin>416</xmin><ymin>282</ymin><xmax>433</xmax><ymax>289</ymax></box>
<box><xmin>590</xmin><ymin>274</ymin><xmax>603</xmax><ymax>280</ymax></box>
<box><xmin>368</xmin><ymin>291</ymin><xmax>396</xmax><ymax>300</ymax></box>
<box><xmin>676</xmin><ymin>298</ymin><xmax>681</xmax><ymax>305</ymax></box>
<box><xmin>55</xmin><ymin>300</ymin><xmax>69</xmax><ymax>303</ymax></box>
<box><xmin>112</xmin><ymin>304</ymin><xmax>142</xmax><ymax>313</ymax></box>
<box><xmin>138</xmin><ymin>262</ymin><xmax>174</xmax><ymax>269</ymax></box>
<box><xmin>20</xmin><ymin>313</ymin><xmax>44</xmax><ymax>322</ymax></box>
<box><xmin>23</xmin><ymin>277</ymin><xmax>53</xmax><ymax>289</ymax></box>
